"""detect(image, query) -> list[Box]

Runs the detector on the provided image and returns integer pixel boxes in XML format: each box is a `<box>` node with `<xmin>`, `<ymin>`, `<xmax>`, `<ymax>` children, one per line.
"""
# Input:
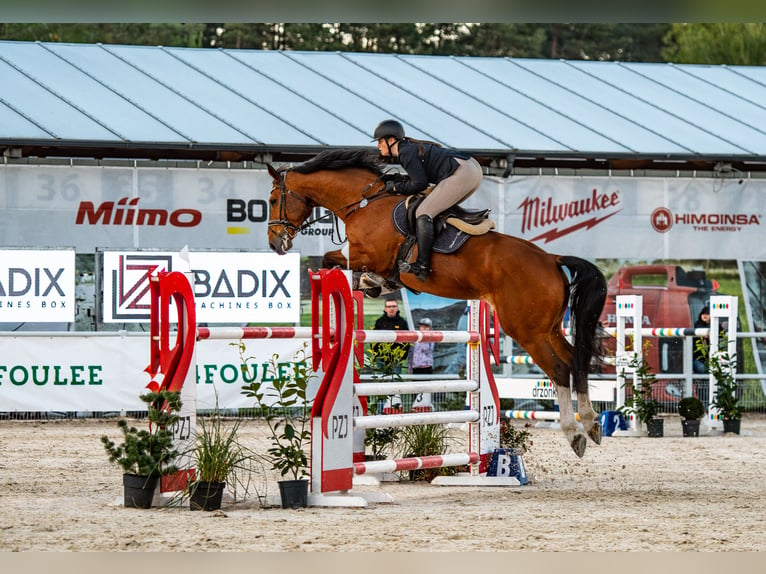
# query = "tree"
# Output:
<box><xmin>662</xmin><ymin>23</ymin><xmax>766</xmax><ymax>65</ymax></box>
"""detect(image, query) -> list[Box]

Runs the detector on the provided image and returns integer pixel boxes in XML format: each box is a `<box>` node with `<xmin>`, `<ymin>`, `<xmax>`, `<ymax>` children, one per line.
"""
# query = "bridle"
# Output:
<box><xmin>267</xmin><ymin>170</ymin><xmax>313</xmax><ymax>240</ymax></box>
<box><xmin>268</xmin><ymin>167</ymin><xmax>391</xmax><ymax>247</ymax></box>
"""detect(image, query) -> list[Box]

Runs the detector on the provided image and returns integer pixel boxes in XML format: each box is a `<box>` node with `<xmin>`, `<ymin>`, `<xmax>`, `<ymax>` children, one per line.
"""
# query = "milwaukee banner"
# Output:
<box><xmin>1</xmin><ymin>163</ymin><xmax>764</xmax><ymax>259</ymax></box>
<box><xmin>464</xmin><ymin>174</ymin><xmax>765</xmax><ymax>260</ymax></box>
<box><xmin>102</xmin><ymin>250</ymin><xmax>300</xmax><ymax>323</ymax></box>
<box><xmin>0</xmin><ymin>249</ymin><xmax>75</xmax><ymax>322</ymax></box>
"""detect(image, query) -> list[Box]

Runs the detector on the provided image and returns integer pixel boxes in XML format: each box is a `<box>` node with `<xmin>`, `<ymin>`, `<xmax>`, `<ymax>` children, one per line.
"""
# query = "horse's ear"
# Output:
<box><xmin>267</xmin><ymin>163</ymin><xmax>279</xmax><ymax>180</ymax></box>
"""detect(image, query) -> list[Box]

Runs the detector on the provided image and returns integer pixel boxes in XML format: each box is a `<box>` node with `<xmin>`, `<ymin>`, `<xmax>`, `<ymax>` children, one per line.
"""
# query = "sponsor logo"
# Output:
<box><xmin>76</xmin><ymin>197</ymin><xmax>202</xmax><ymax>227</ymax></box>
<box><xmin>531</xmin><ymin>380</ymin><xmax>557</xmax><ymax>399</ymax></box>
<box><xmin>226</xmin><ymin>199</ymin><xmax>333</xmax><ymax>236</ymax></box>
<box><xmin>518</xmin><ymin>188</ymin><xmax>621</xmax><ymax>243</ymax></box>
<box><xmin>651</xmin><ymin>206</ymin><xmax>761</xmax><ymax>233</ymax></box>
<box><xmin>651</xmin><ymin>207</ymin><xmax>673</xmax><ymax>233</ymax></box>
<box><xmin>110</xmin><ymin>254</ymin><xmax>173</xmax><ymax>320</ymax></box>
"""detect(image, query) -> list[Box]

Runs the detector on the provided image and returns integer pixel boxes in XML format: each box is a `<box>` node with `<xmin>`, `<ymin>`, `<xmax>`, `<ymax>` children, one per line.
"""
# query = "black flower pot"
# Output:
<box><xmin>123</xmin><ymin>474</ymin><xmax>159</xmax><ymax>509</ymax></box>
<box><xmin>646</xmin><ymin>418</ymin><xmax>664</xmax><ymax>438</ymax></box>
<box><xmin>190</xmin><ymin>481</ymin><xmax>226</xmax><ymax>511</ymax></box>
<box><xmin>723</xmin><ymin>419</ymin><xmax>741</xmax><ymax>434</ymax></box>
<box><xmin>681</xmin><ymin>419</ymin><xmax>701</xmax><ymax>437</ymax></box>
<box><xmin>278</xmin><ymin>479</ymin><xmax>308</xmax><ymax>509</ymax></box>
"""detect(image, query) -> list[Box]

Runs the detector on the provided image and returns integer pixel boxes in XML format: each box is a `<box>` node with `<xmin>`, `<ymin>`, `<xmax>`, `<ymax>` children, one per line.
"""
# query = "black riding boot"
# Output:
<box><xmin>410</xmin><ymin>215</ymin><xmax>434</xmax><ymax>281</ymax></box>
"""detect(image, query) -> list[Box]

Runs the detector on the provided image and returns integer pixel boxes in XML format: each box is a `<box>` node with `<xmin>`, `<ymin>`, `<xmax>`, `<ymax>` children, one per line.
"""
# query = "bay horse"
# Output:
<box><xmin>266</xmin><ymin>149</ymin><xmax>607</xmax><ymax>457</ymax></box>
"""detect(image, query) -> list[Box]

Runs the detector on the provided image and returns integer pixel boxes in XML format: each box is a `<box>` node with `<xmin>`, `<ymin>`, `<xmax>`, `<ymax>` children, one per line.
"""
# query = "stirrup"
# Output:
<box><xmin>398</xmin><ymin>260</ymin><xmax>430</xmax><ymax>278</ymax></box>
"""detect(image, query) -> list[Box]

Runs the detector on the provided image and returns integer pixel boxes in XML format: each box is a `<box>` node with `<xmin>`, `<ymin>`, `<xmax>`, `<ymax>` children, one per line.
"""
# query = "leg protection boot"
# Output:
<box><xmin>411</xmin><ymin>215</ymin><xmax>434</xmax><ymax>281</ymax></box>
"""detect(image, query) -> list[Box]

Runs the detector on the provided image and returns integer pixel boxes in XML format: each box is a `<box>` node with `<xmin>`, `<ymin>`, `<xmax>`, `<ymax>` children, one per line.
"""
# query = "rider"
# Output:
<box><xmin>372</xmin><ymin>119</ymin><xmax>483</xmax><ymax>281</ymax></box>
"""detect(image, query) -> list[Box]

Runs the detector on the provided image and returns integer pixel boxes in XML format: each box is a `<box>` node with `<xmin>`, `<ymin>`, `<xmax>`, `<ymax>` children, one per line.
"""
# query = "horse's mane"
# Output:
<box><xmin>290</xmin><ymin>149</ymin><xmax>385</xmax><ymax>176</ymax></box>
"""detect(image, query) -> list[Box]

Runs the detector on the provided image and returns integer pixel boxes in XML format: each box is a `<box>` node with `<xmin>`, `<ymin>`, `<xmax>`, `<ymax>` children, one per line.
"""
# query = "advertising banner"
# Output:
<box><xmin>0</xmin><ymin>249</ymin><xmax>75</xmax><ymax>322</ymax></box>
<box><xmin>0</xmin><ymin>335</ymin><xmax>318</xmax><ymax>412</ymax></box>
<box><xmin>2</xmin><ymin>163</ymin><xmax>764</xmax><ymax>260</ymax></box>
<box><xmin>102</xmin><ymin>250</ymin><xmax>300</xmax><ymax>324</ymax></box>
<box><xmin>0</xmin><ymin>164</ymin><xmax>339</xmax><ymax>255</ymax></box>
<box><xmin>467</xmin><ymin>174</ymin><xmax>765</xmax><ymax>260</ymax></box>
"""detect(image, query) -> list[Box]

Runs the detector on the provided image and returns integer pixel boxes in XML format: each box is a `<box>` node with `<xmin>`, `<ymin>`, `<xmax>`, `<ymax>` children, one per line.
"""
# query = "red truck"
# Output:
<box><xmin>598</xmin><ymin>264</ymin><xmax>732</xmax><ymax>404</ymax></box>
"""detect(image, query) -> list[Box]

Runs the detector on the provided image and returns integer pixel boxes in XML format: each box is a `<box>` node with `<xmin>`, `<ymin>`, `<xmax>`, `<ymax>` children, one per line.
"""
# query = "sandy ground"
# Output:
<box><xmin>1</xmin><ymin>414</ymin><xmax>765</xmax><ymax>552</ymax></box>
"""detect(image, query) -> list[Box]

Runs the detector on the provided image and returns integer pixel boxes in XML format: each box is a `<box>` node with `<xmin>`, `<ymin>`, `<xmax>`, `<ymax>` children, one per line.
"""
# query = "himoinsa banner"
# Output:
<box><xmin>0</xmin><ymin>249</ymin><xmax>75</xmax><ymax>322</ymax></box>
<box><xmin>102</xmin><ymin>251</ymin><xmax>300</xmax><ymax>323</ymax></box>
<box><xmin>2</xmin><ymin>163</ymin><xmax>765</xmax><ymax>259</ymax></box>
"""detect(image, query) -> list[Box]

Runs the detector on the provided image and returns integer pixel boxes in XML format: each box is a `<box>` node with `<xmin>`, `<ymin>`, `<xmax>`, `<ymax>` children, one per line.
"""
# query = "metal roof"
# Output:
<box><xmin>2</xmin><ymin>40</ymin><xmax>766</xmax><ymax>172</ymax></box>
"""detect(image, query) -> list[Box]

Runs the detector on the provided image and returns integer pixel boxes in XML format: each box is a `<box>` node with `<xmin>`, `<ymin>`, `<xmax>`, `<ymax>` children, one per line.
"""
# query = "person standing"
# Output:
<box><xmin>408</xmin><ymin>317</ymin><xmax>435</xmax><ymax>412</ymax></box>
<box><xmin>371</xmin><ymin>298</ymin><xmax>410</xmax><ymax>413</ymax></box>
<box><xmin>408</xmin><ymin>317</ymin><xmax>435</xmax><ymax>375</ymax></box>
<box><xmin>693</xmin><ymin>306</ymin><xmax>711</xmax><ymax>375</ymax></box>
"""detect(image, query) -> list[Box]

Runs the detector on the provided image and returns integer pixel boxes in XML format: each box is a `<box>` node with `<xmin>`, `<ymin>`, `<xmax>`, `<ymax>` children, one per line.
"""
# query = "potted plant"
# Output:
<box><xmin>187</xmin><ymin>404</ymin><xmax>252</xmax><ymax>511</ymax></box>
<box><xmin>677</xmin><ymin>396</ymin><xmax>705</xmax><ymax>437</ymax></box>
<box><xmin>620</xmin><ymin>354</ymin><xmax>663</xmax><ymax>437</ymax></box>
<box><xmin>239</xmin><ymin>342</ymin><xmax>315</xmax><ymax>509</ymax></box>
<box><xmin>709</xmin><ymin>347</ymin><xmax>743</xmax><ymax>434</ymax></box>
<box><xmin>101</xmin><ymin>390</ymin><xmax>181</xmax><ymax>508</ymax></box>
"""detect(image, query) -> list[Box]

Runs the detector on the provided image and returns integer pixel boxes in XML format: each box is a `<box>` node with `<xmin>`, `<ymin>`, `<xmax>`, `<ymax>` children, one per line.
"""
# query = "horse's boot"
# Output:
<box><xmin>409</xmin><ymin>215</ymin><xmax>434</xmax><ymax>281</ymax></box>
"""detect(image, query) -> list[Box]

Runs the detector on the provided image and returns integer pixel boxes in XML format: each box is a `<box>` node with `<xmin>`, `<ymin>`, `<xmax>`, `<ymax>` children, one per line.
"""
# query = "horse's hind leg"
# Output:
<box><xmin>577</xmin><ymin>389</ymin><xmax>601</xmax><ymax>445</ymax></box>
<box><xmin>548</xmin><ymin>332</ymin><xmax>601</xmax><ymax>448</ymax></box>
<box><xmin>523</xmin><ymin>337</ymin><xmax>589</xmax><ymax>457</ymax></box>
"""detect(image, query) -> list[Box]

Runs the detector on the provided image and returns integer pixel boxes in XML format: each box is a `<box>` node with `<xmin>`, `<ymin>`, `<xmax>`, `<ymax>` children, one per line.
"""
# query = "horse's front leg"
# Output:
<box><xmin>321</xmin><ymin>249</ymin><xmax>348</xmax><ymax>268</ymax></box>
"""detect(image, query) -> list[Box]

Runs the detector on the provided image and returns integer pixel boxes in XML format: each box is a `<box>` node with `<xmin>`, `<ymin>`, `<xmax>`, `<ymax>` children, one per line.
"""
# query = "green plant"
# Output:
<box><xmin>101</xmin><ymin>390</ymin><xmax>181</xmax><ymax>477</ymax></box>
<box><xmin>498</xmin><ymin>418</ymin><xmax>532</xmax><ymax>455</ymax></box>
<box><xmin>619</xmin><ymin>353</ymin><xmax>661</xmax><ymax>424</ymax></box>
<box><xmin>363</xmin><ymin>343</ymin><xmax>405</xmax><ymax>458</ymax></box>
<box><xmin>191</xmin><ymin>408</ymin><xmax>250</xmax><ymax>484</ymax></box>
<box><xmin>677</xmin><ymin>396</ymin><xmax>705</xmax><ymax>421</ymax></box>
<box><xmin>709</xmin><ymin>347</ymin><xmax>742</xmax><ymax>421</ymax></box>
<box><xmin>397</xmin><ymin>423</ymin><xmax>454</xmax><ymax>481</ymax></box>
<box><xmin>239</xmin><ymin>343</ymin><xmax>315</xmax><ymax>480</ymax></box>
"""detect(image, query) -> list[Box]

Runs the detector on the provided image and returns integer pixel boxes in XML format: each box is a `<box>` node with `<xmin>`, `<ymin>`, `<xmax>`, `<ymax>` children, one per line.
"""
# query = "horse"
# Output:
<box><xmin>266</xmin><ymin>149</ymin><xmax>607</xmax><ymax>457</ymax></box>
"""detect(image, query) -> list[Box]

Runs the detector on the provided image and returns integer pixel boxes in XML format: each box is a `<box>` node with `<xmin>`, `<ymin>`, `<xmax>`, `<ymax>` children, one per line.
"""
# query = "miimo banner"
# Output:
<box><xmin>0</xmin><ymin>249</ymin><xmax>75</xmax><ymax>322</ymax></box>
<box><xmin>102</xmin><ymin>250</ymin><xmax>300</xmax><ymax>324</ymax></box>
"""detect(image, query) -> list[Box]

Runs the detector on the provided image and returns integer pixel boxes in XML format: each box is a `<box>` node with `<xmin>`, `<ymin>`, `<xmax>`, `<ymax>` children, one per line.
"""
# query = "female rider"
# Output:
<box><xmin>372</xmin><ymin>119</ymin><xmax>483</xmax><ymax>281</ymax></box>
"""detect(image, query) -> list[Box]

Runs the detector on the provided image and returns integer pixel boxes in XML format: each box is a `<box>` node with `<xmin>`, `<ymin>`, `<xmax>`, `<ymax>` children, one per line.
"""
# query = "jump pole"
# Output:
<box><xmin>706</xmin><ymin>295</ymin><xmax>738</xmax><ymax>432</ymax></box>
<box><xmin>307</xmin><ymin>268</ymin><xmax>514</xmax><ymax>508</ymax></box>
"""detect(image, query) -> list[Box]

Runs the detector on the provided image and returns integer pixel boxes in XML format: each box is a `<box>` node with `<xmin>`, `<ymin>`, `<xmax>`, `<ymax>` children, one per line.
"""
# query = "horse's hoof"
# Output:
<box><xmin>587</xmin><ymin>422</ymin><xmax>602</xmax><ymax>445</ymax></box>
<box><xmin>363</xmin><ymin>286</ymin><xmax>382</xmax><ymax>298</ymax></box>
<box><xmin>570</xmin><ymin>434</ymin><xmax>587</xmax><ymax>458</ymax></box>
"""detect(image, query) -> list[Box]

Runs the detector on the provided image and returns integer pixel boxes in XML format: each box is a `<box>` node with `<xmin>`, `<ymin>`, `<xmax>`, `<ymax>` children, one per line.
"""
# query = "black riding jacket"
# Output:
<box><xmin>390</xmin><ymin>140</ymin><xmax>471</xmax><ymax>196</ymax></box>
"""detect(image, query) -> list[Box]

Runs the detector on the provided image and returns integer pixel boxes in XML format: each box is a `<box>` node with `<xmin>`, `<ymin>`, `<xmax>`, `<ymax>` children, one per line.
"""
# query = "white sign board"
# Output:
<box><xmin>0</xmin><ymin>250</ymin><xmax>75</xmax><ymax>322</ymax></box>
<box><xmin>102</xmin><ymin>251</ymin><xmax>300</xmax><ymax>324</ymax></box>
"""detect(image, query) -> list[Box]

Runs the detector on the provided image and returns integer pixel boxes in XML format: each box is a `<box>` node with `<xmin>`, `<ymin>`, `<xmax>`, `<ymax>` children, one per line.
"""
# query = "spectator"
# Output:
<box><xmin>408</xmin><ymin>317</ymin><xmax>435</xmax><ymax>375</ymax></box>
<box><xmin>372</xmin><ymin>297</ymin><xmax>410</xmax><ymax>375</ymax></box>
<box><xmin>693</xmin><ymin>306</ymin><xmax>711</xmax><ymax>374</ymax></box>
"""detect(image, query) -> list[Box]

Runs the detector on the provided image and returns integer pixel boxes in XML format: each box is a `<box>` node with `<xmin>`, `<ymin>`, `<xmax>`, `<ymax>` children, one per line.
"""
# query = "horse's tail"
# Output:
<box><xmin>558</xmin><ymin>255</ymin><xmax>607</xmax><ymax>393</ymax></box>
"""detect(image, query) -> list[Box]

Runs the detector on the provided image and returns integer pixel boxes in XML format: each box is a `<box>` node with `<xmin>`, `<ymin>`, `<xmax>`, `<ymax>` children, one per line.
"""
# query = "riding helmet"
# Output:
<box><xmin>372</xmin><ymin>119</ymin><xmax>405</xmax><ymax>141</ymax></box>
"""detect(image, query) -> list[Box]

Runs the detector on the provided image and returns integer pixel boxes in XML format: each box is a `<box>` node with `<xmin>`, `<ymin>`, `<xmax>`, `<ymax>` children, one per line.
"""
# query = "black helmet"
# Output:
<box><xmin>372</xmin><ymin>119</ymin><xmax>405</xmax><ymax>142</ymax></box>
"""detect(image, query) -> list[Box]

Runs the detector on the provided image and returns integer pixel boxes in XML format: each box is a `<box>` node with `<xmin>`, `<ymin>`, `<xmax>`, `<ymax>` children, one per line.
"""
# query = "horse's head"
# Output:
<box><xmin>267</xmin><ymin>164</ymin><xmax>314</xmax><ymax>255</ymax></box>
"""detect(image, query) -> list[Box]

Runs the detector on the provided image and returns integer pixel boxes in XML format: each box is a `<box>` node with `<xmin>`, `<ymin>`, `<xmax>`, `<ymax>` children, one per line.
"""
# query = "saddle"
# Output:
<box><xmin>392</xmin><ymin>195</ymin><xmax>495</xmax><ymax>254</ymax></box>
<box><xmin>356</xmin><ymin>192</ymin><xmax>496</xmax><ymax>298</ymax></box>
